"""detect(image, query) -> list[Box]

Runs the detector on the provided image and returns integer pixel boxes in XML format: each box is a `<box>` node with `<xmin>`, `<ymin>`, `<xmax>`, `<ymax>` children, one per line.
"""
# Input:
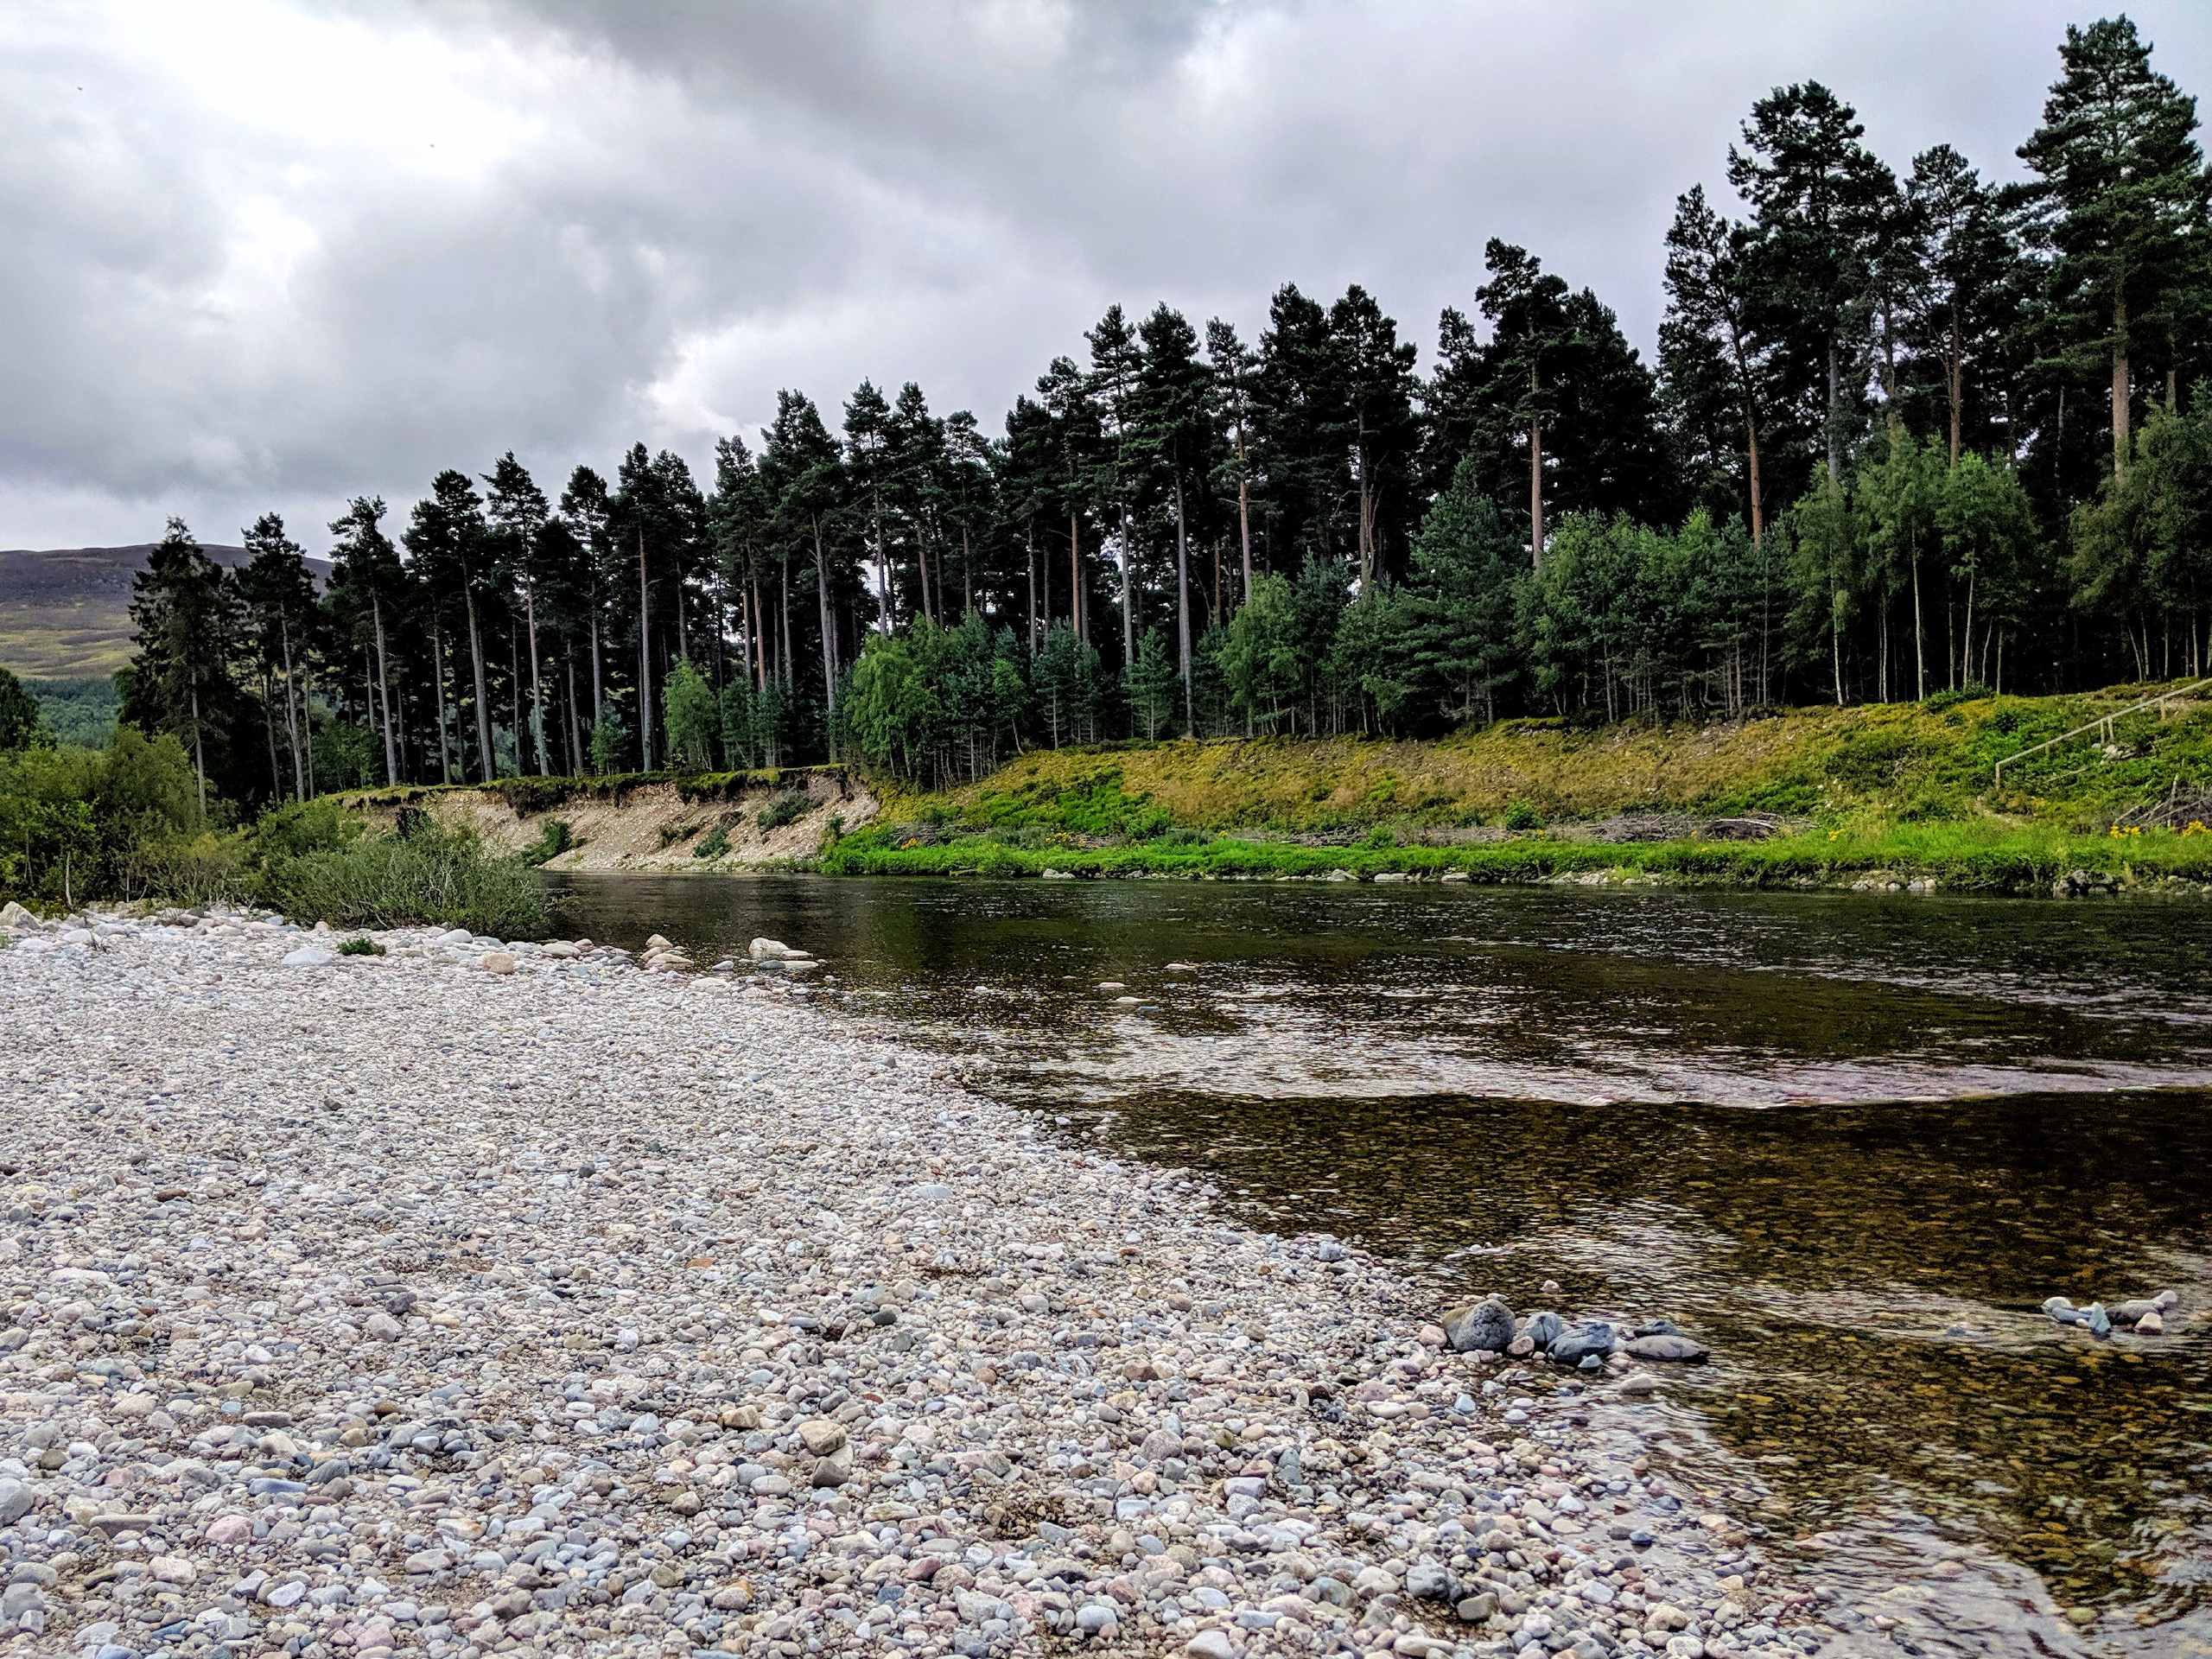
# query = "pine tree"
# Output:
<box><xmin>1903</xmin><ymin>146</ymin><xmax>2018</xmax><ymax>463</ymax></box>
<box><xmin>2019</xmin><ymin>16</ymin><xmax>2209</xmax><ymax>479</ymax></box>
<box><xmin>1663</xmin><ymin>186</ymin><xmax>1777</xmax><ymax>545</ymax></box>
<box><xmin>236</xmin><ymin>512</ymin><xmax>318</xmax><ymax>800</ymax></box>
<box><xmin>126</xmin><ymin>518</ymin><xmax>231</xmax><ymax>815</ymax></box>
<box><xmin>484</xmin><ymin>453</ymin><xmax>551</xmax><ymax>773</ymax></box>
<box><xmin>326</xmin><ymin>496</ymin><xmax>405</xmax><ymax>784</ymax></box>
<box><xmin>1728</xmin><ymin>82</ymin><xmax>1897</xmax><ymax>486</ymax></box>
<box><xmin>1477</xmin><ymin>243</ymin><xmax>1573</xmax><ymax>565</ymax></box>
<box><xmin>1326</xmin><ymin>284</ymin><xmax>1421</xmax><ymax>587</ymax></box>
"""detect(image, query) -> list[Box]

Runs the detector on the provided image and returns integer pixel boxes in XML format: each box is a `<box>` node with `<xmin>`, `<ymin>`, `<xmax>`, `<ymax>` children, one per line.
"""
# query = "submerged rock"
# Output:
<box><xmin>1624</xmin><ymin>1332</ymin><xmax>1710</xmax><ymax>1363</ymax></box>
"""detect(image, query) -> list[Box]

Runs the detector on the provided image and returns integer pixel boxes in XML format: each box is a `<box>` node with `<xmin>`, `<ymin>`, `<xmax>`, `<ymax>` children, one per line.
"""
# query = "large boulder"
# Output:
<box><xmin>1442</xmin><ymin>1297</ymin><xmax>1516</xmax><ymax>1354</ymax></box>
<box><xmin>748</xmin><ymin>938</ymin><xmax>802</xmax><ymax>961</ymax></box>
<box><xmin>1547</xmin><ymin>1319</ymin><xmax>1618</xmax><ymax>1365</ymax></box>
<box><xmin>1522</xmin><ymin>1310</ymin><xmax>1564</xmax><ymax>1349</ymax></box>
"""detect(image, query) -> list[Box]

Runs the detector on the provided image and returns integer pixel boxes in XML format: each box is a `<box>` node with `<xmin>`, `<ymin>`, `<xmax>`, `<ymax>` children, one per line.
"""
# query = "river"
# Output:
<box><xmin>549</xmin><ymin>872</ymin><xmax>2212</xmax><ymax>1657</ymax></box>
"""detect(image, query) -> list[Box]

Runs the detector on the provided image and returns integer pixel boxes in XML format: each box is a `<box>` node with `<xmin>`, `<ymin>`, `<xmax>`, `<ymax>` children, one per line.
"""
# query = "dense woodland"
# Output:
<box><xmin>122</xmin><ymin>17</ymin><xmax>2212</xmax><ymax>799</ymax></box>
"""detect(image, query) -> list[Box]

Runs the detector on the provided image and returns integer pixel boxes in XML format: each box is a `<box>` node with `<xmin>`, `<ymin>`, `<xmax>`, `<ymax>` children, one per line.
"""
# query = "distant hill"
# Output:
<box><xmin>0</xmin><ymin>543</ymin><xmax>328</xmax><ymax>678</ymax></box>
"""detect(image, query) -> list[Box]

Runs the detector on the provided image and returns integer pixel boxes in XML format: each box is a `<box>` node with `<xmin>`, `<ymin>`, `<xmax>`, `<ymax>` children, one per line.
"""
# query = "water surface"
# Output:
<box><xmin>552</xmin><ymin>874</ymin><xmax>2212</xmax><ymax>1656</ymax></box>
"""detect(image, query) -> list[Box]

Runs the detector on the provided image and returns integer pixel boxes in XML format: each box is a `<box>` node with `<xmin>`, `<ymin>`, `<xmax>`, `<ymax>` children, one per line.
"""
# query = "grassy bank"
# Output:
<box><xmin>820</xmin><ymin>684</ymin><xmax>2212</xmax><ymax>894</ymax></box>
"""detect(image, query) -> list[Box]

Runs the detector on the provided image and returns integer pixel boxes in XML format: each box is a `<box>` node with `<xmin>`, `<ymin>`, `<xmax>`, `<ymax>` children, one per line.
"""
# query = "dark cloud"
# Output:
<box><xmin>5</xmin><ymin>1</ymin><xmax>2209</xmax><ymax>549</ymax></box>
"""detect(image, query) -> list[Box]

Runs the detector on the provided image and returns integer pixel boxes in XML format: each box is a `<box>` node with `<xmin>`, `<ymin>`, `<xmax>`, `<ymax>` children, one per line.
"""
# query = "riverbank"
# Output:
<box><xmin>0</xmin><ymin>907</ymin><xmax>1822</xmax><ymax>1657</ymax></box>
<box><xmin>828</xmin><ymin>690</ymin><xmax>2212</xmax><ymax>893</ymax></box>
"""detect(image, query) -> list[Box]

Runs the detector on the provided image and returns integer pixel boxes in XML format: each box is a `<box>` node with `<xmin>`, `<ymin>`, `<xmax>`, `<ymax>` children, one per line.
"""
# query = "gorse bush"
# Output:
<box><xmin>261</xmin><ymin>824</ymin><xmax>550</xmax><ymax>938</ymax></box>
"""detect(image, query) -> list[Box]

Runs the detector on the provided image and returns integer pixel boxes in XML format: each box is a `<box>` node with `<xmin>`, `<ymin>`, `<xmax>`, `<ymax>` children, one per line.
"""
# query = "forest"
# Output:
<box><xmin>119</xmin><ymin>16</ymin><xmax>2212</xmax><ymax>801</ymax></box>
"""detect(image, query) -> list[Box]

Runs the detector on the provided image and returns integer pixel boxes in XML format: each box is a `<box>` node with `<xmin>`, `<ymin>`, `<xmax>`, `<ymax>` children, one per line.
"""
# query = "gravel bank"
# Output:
<box><xmin>0</xmin><ymin>909</ymin><xmax>1826</xmax><ymax>1658</ymax></box>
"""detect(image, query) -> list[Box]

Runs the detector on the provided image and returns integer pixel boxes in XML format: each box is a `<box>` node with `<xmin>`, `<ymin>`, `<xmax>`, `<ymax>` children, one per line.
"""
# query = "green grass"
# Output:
<box><xmin>823</xmin><ymin>683</ymin><xmax>2212</xmax><ymax>895</ymax></box>
<box><xmin>262</xmin><ymin>825</ymin><xmax>551</xmax><ymax>938</ymax></box>
<box><xmin>818</xmin><ymin>818</ymin><xmax>2212</xmax><ymax>893</ymax></box>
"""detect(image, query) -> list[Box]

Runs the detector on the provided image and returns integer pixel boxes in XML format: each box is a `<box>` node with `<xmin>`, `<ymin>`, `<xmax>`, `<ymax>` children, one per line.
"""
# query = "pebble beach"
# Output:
<box><xmin>0</xmin><ymin>908</ymin><xmax>1828</xmax><ymax>1659</ymax></box>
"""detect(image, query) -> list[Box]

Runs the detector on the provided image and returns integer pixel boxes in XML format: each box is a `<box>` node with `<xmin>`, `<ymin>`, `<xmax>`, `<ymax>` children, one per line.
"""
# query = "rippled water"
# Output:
<box><xmin>550</xmin><ymin>874</ymin><xmax>2212</xmax><ymax>1656</ymax></box>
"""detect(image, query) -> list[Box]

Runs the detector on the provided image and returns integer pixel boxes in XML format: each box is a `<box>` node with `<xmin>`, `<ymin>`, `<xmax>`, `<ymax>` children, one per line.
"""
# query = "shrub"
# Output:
<box><xmin>263</xmin><ymin>825</ymin><xmax>550</xmax><ymax>938</ymax></box>
<box><xmin>757</xmin><ymin>791</ymin><xmax>808</xmax><ymax>831</ymax></box>
<box><xmin>337</xmin><ymin>937</ymin><xmax>385</xmax><ymax>957</ymax></box>
<box><xmin>1501</xmin><ymin>800</ymin><xmax>1542</xmax><ymax>832</ymax></box>
<box><xmin>694</xmin><ymin>823</ymin><xmax>731</xmax><ymax>860</ymax></box>
<box><xmin>521</xmin><ymin>817</ymin><xmax>575</xmax><ymax>866</ymax></box>
<box><xmin>118</xmin><ymin>832</ymin><xmax>252</xmax><ymax>907</ymax></box>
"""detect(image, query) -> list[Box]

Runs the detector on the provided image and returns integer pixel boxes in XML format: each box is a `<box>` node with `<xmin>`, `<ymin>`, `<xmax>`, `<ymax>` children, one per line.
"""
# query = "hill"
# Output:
<box><xmin>0</xmin><ymin>543</ymin><xmax>328</xmax><ymax>678</ymax></box>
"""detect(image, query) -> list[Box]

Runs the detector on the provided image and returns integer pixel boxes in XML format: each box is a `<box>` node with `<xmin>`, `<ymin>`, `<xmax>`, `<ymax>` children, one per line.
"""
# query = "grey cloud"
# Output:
<box><xmin>4</xmin><ymin>1</ymin><xmax>2209</xmax><ymax>550</ymax></box>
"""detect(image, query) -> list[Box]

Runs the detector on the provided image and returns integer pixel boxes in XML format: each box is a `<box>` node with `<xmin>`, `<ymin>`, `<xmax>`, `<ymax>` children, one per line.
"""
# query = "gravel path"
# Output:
<box><xmin>0</xmin><ymin>908</ymin><xmax>1828</xmax><ymax>1658</ymax></box>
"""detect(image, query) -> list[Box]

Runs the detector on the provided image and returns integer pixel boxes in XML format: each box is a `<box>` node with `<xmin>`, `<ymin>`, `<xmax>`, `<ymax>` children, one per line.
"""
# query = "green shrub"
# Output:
<box><xmin>248</xmin><ymin>797</ymin><xmax>361</xmax><ymax>863</ymax></box>
<box><xmin>694</xmin><ymin>823</ymin><xmax>732</xmax><ymax>860</ymax></box>
<box><xmin>118</xmin><ymin>832</ymin><xmax>252</xmax><ymax>907</ymax></box>
<box><xmin>757</xmin><ymin>791</ymin><xmax>808</xmax><ymax>831</ymax></box>
<box><xmin>1501</xmin><ymin>800</ymin><xmax>1542</xmax><ymax>832</ymax></box>
<box><xmin>521</xmin><ymin>817</ymin><xmax>575</xmax><ymax>866</ymax></box>
<box><xmin>337</xmin><ymin>937</ymin><xmax>385</xmax><ymax>957</ymax></box>
<box><xmin>263</xmin><ymin>825</ymin><xmax>550</xmax><ymax>938</ymax></box>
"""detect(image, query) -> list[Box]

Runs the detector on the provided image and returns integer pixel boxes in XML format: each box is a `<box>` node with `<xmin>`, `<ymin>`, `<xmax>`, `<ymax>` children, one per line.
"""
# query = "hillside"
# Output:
<box><xmin>0</xmin><ymin>543</ymin><xmax>327</xmax><ymax>677</ymax></box>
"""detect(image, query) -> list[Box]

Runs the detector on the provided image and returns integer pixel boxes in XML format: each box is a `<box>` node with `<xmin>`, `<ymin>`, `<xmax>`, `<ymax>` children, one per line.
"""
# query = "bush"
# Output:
<box><xmin>337</xmin><ymin>937</ymin><xmax>385</xmax><ymax>957</ymax></box>
<box><xmin>521</xmin><ymin>817</ymin><xmax>575</xmax><ymax>866</ymax></box>
<box><xmin>694</xmin><ymin>823</ymin><xmax>731</xmax><ymax>860</ymax></box>
<box><xmin>118</xmin><ymin>832</ymin><xmax>251</xmax><ymax>907</ymax></box>
<box><xmin>248</xmin><ymin>797</ymin><xmax>361</xmax><ymax>863</ymax></box>
<box><xmin>1501</xmin><ymin>800</ymin><xmax>1542</xmax><ymax>832</ymax></box>
<box><xmin>263</xmin><ymin>825</ymin><xmax>550</xmax><ymax>938</ymax></box>
<box><xmin>757</xmin><ymin>791</ymin><xmax>808</xmax><ymax>831</ymax></box>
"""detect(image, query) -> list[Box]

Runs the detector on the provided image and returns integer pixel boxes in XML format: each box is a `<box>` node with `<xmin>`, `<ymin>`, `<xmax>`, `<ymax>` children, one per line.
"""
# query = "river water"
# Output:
<box><xmin>549</xmin><ymin>873</ymin><xmax>2212</xmax><ymax>1657</ymax></box>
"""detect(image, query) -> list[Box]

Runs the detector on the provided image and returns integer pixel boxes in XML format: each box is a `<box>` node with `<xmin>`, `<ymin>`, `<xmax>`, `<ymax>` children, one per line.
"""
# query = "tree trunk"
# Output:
<box><xmin>565</xmin><ymin>652</ymin><xmax>583</xmax><ymax>774</ymax></box>
<box><xmin>1069</xmin><ymin>512</ymin><xmax>1082</xmax><ymax>641</ymax></box>
<box><xmin>1119</xmin><ymin>505</ymin><xmax>1135</xmax><ymax>668</ymax></box>
<box><xmin>1026</xmin><ymin>525</ymin><xmax>1037</xmax><ymax>647</ymax></box>
<box><xmin>1746</xmin><ymin>422</ymin><xmax>1764</xmax><ymax>548</ymax></box>
<box><xmin>524</xmin><ymin>575</ymin><xmax>547</xmax><ymax>773</ymax></box>
<box><xmin>589</xmin><ymin>607</ymin><xmax>604</xmax><ymax>732</ymax></box>
<box><xmin>431</xmin><ymin>618</ymin><xmax>454</xmax><ymax>783</ymax></box>
<box><xmin>2113</xmin><ymin>294</ymin><xmax>2132</xmax><ymax>479</ymax></box>
<box><xmin>370</xmin><ymin>590</ymin><xmax>398</xmax><ymax>784</ymax></box>
<box><xmin>637</xmin><ymin>525</ymin><xmax>654</xmax><ymax>769</ymax></box>
<box><xmin>1910</xmin><ymin>548</ymin><xmax>1926</xmax><ymax>701</ymax></box>
<box><xmin>1174</xmin><ymin>474</ymin><xmax>1193</xmax><ymax>734</ymax></box>
<box><xmin>813</xmin><ymin>515</ymin><xmax>838</xmax><ymax>741</ymax></box>
<box><xmin>1825</xmin><ymin>340</ymin><xmax>1843</xmax><ymax>483</ymax></box>
<box><xmin>1529</xmin><ymin>406</ymin><xmax>1544</xmax><ymax>570</ymax></box>
<box><xmin>189</xmin><ymin>681</ymin><xmax>207</xmax><ymax>817</ymax></box>
<box><xmin>1236</xmin><ymin>420</ymin><xmax>1254</xmax><ymax>604</ymax></box>
<box><xmin>1948</xmin><ymin>312</ymin><xmax>1964</xmax><ymax>467</ymax></box>
<box><xmin>751</xmin><ymin>569</ymin><xmax>768</xmax><ymax>691</ymax></box>
<box><xmin>263</xmin><ymin>674</ymin><xmax>282</xmax><ymax>801</ymax></box>
<box><xmin>465</xmin><ymin>587</ymin><xmax>494</xmax><ymax>780</ymax></box>
<box><xmin>278</xmin><ymin>620</ymin><xmax>306</xmax><ymax>800</ymax></box>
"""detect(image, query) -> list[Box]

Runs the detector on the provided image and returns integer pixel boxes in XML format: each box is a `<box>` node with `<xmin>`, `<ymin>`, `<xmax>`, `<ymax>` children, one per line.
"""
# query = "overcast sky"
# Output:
<box><xmin>7</xmin><ymin>0</ymin><xmax>2211</xmax><ymax>552</ymax></box>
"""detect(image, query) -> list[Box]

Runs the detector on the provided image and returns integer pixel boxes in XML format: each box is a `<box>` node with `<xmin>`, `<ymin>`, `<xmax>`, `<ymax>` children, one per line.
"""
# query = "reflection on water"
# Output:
<box><xmin>550</xmin><ymin>874</ymin><xmax>2212</xmax><ymax>1656</ymax></box>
